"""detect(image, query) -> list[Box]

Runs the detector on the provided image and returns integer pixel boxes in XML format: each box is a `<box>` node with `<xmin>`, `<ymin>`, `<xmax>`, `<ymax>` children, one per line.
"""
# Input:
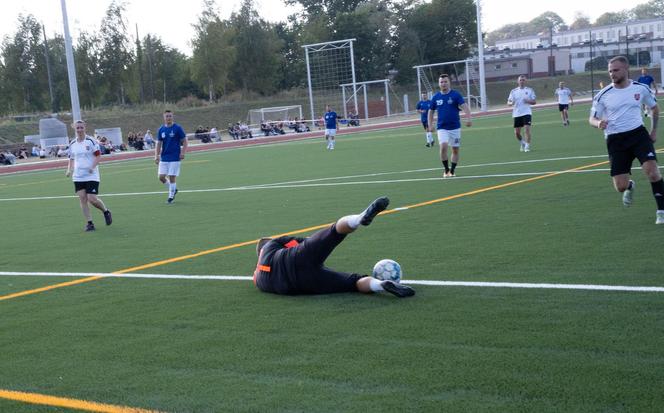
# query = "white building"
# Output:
<box><xmin>492</xmin><ymin>18</ymin><xmax>664</xmax><ymax>72</ymax></box>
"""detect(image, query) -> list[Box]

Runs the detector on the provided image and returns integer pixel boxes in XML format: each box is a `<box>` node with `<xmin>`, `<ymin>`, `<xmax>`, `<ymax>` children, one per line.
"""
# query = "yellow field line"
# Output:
<box><xmin>0</xmin><ymin>159</ymin><xmax>608</xmax><ymax>304</ymax></box>
<box><xmin>0</xmin><ymin>276</ymin><xmax>103</xmax><ymax>302</ymax></box>
<box><xmin>0</xmin><ymin>389</ymin><xmax>161</xmax><ymax>412</ymax></box>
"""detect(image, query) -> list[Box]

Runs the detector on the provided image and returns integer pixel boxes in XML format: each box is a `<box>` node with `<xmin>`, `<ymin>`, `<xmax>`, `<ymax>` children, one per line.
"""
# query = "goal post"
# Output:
<box><xmin>414</xmin><ymin>59</ymin><xmax>485</xmax><ymax>110</ymax></box>
<box><xmin>303</xmin><ymin>39</ymin><xmax>359</xmax><ymax>126</ymax></box>
<box><xmin>247</xmin><ymin>105</ymin><xmax>303</xmax><ymax>127</ymax></box>
<box><xmin>340</xmin><ymin>79</ymin><xmax>404</xmax><ymax>120</ymax></box>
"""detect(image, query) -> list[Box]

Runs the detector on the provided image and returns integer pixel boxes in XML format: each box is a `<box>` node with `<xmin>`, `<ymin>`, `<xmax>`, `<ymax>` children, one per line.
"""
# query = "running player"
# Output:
<box><xmin>637</xmin><ymin>67</ymin><xmax>658</xmax><ymax>117</ymax></box>
<box><xmin>589</xmin><ymin>56</ymin><xmax>663</xmax><ymax>224</ymax></box>
<box><xmin>507</xmin><ymin>75</ymin><xmax>537</xmax><ymax>152</ymax></box>
<box><xmin>428</xmin><ymin>74</ymin><xmax>472</xmax><ymax>177</ymax></box>
<box><xmin>554</xmin><ymin>81</ymin><xmax>574</xmax><ymax>126</ymax></box>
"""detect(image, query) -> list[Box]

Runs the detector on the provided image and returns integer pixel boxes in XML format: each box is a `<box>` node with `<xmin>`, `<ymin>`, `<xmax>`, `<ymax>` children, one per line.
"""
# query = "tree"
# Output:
<box><xmin>569</xmin><ymin>12</ymin><xmax>592</xmax><ymax>30</ymax></box>
<box><xmin>74</xmin><ymin>31</ymin><xmax>103</xmax><ymax>108</ymax></box>
<box><xmin>191</xmin><ymin>0</ymin><xmax>235</xmax><ymax>101</ymax></box>
<box><xmin>1</xmin><ymin>14</ymin><xmax>49</xmax><ymax>113</ymax></box>
<box><xmin>594</xmin><ymin>11</ymin><xmax>630</xmax><ymax>26</ymax></box>
<box><xmin>229</xmin><ymin>0</ymin><xmax>284</xmax><ymax>95</ymax></box>
<box><xmin>631</xmin><ymin>0</ymin><xmax>664</xmax><ymax>19</ymax></box>
<box><xmin>528</xmin><ymin>12</ymin><xmax>567</xmax><ymax>33</ymax></box>
<box><xmin>98</xmin><ymin>0</ymin><xmax>134</xmax><ymax>104</ymax></box>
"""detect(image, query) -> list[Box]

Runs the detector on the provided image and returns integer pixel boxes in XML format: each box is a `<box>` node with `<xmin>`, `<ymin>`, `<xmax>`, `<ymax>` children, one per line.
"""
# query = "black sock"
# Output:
<box><xmin>450</xmin><ymin>162</ymin><xmax>457</xmax><ymax>174</ymax></box>
<box><xmin>651</xmin><ymin>179</ymin><xmax>664</xmax><ymax>210</ymax></box>
<box><xmin>628</xmin><ymin>180</ymin><xmax>634</xmax><ymax>190</ymax></box>
<box><xmin>88</xmin><ymin>221</ymin><xmax>93</xmax><ymax>225</ymax></box>
<box><xmin>442</xmin><ymin>160</ymin><xmax>449</xmax><ymax>173</ymax></box>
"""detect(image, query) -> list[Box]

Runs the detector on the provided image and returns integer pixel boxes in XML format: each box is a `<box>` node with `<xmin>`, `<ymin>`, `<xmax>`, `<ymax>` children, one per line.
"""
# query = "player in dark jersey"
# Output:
<box><xmin>637</xmin><ymin>67</ymin><xmax>658</xmax><ymax>117</ymax></box>
<box><xmin>416</xmin><ymin>93</ymin><xmax>434</xmax><ymax>147</ymax></box>
<box><xmin>253</xmin><ymin>197</ymin><xmax>415</xmax><ymax>297</ymax></box>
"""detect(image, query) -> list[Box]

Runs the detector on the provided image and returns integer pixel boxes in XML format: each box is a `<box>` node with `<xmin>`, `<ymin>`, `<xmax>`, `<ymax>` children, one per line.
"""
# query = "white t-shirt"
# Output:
<box><xmin>590</xmin><ymin>81</ymin><xmax>657</xmax><ymax>137</ymax></box>
<box><xmin>69</xmin><ymin>136</ymin><xmax>101</xmax><ymax>182</ymax></box>
<box><xmin>508</xmin><ymin>87</ymin><xmax>536</xmax><ymax>117</ymax></box>
<box><xmin>555</xmin><ymin>87</ymin><xmax>572</xmax><ymax>104</ymax></box>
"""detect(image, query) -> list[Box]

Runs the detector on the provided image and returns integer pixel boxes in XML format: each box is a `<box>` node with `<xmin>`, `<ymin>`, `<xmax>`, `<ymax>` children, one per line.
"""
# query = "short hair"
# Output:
<box><xmin>518</xmin><ymin>75</ymin><xmax>527</xmax><ymax>80</ymax></box>
<box><xmin>439</xmin><ymin>74</ymin><xmax>450</xmax><ymax>80</ymax></box>
<box><xmin>609</xmin><ymin>56</ymin><xmax>629</xmax><ymax>66</ymax></box>
<box><xmin>71</xmin><ymin>120</ymin><xmax>85</xmax><ymax>128</ymax></box>
<box><xmin>256</xmin><ymin>237</ymin><xmax>273</xmax><ymax>256</ymax></box>
<box><xmin>163</xmin><ymin>109</ymin><xmax>173</xmax><ymax>114</ymax></box>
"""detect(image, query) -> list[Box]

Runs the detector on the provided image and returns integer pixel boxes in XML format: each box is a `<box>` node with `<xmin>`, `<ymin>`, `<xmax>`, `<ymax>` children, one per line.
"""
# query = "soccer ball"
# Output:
<box><xmin>372</xmin><ymin>259</ymin><xmax>402</xmax><ymax>283</ymax></box>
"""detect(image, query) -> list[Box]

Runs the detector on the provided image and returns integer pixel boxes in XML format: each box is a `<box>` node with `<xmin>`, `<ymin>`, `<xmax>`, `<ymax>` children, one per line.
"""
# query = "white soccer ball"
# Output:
<box><xmin>372</xmin><ymin>259</ymin><xmax>402</xmax><ymax>283</ymax></box>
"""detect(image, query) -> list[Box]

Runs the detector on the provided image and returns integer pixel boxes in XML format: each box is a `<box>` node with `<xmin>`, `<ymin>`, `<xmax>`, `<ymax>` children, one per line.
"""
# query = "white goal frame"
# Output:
<box><xmin>414</xmin><ymin>59</ymin><xmax>485</xmax><ymax>110</ymax></box>
<box><xmin>303</xmin><ymin>39</ymin><xmax>359</xmax><ymax>124</ymax></box>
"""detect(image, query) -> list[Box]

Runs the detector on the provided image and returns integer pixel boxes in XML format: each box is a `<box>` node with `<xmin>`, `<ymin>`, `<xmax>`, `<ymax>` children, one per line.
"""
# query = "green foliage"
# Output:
<box><xmin>98</xmin><ymin>0</ymin><xmax>134</xmax><ymax>104</ymax></box>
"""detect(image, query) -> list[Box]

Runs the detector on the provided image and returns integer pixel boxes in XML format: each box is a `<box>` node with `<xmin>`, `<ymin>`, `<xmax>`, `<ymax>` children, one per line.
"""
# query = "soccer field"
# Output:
<box><xmin>1</xmin><ymin>105</ymin><xmax>663</xmax><ymax>412</ymax></box>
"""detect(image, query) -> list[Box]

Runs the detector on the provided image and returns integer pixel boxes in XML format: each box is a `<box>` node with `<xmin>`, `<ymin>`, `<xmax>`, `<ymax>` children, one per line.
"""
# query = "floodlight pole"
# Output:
<box><xmin>61</xmin><ymin>0</ymin><xmax>81</xmax><ymax>121</ymax></box>
<box><xmin>475</xmin><ymin>0</ymin><xmax>487</xmax><ymax>112</ymax></box>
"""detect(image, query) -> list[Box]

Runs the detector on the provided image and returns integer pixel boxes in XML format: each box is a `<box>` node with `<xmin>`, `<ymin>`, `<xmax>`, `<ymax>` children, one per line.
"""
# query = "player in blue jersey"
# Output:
<box><xmin>637</xmin><ymin>67</ymin><xmax>658</xmax><ymax>117</ymax></box>
<box><xmin>416</xmin><ymin>93</ymin><xmax>434</xmax><ymax>147</ymax></box>
<box><xmin>155</xmin><ymin>110</ymin><xmax>188</xmax><ymax>204</ymax></box>
<box><xmin>324</xmin><ymin>105</ymin><xmax>339</xmax><ymax>150</ymax></box>
<box><xmin>428</xmin><ymin>74</ymin><xmax>472</xmax><ymax>177</ymax></box>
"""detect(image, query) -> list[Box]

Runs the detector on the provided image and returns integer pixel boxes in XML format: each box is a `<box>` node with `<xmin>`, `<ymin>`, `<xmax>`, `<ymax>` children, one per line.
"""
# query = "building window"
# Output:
<box><xmin>577</xmin><ymin>52</ymin><xmax>585</xmax><ymax>58</ymax></box>
<box><xmin>511</xmin><ymin>63</ymin><xmax>518</xmax><ymax>68</ymax></box>
<box><xmin>494</xmin><ymin>64</ymin><xmax>501</xmax><ymax>70</ymax></box>
<box><xmin>649</xmin><ymin>25</ymin><xmax>653</xmax><ymax>32</ymax></box>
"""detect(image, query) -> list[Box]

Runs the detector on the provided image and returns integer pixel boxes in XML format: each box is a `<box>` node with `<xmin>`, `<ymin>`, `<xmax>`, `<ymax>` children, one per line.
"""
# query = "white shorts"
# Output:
<box><xmin>325</xmin><ymin>129</ymin><xmax>337</xmax><ymax>137</ymax></box>
<box><xmin>437</xmin><ymin>129</ymin><xmax>461</xmax><ymax>147</ymax></box>
<box><xmin>158</xmin><ymin>161</ymin><xmax>181</xmax><ymax>177</ymax></box>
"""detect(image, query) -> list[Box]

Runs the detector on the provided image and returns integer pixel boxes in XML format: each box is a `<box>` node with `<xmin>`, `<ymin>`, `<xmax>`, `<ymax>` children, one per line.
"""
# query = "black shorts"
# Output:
<box><xmin>513</xmin><ymin>115</ymin><xmax>532</xmax><ymax>128</ymax></box>
<box><xmin>558</xmin><ymin>104</ymin><xmax>569</xmax><ymax>112</ymax></box>
<box><xmin>74</xmin><ymin>181</ymin><xmax>100</xmax><ymax>194</ymax></box>
<box><xmin>606</xmin><ymin>126</ymin><xmax>657</xmax><ymax>176</ymax></box>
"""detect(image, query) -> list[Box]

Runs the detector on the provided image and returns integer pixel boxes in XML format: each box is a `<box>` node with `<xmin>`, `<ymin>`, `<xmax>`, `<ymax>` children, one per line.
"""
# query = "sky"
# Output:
<box><xmin>0</xmin><ymin>0</ymin><xmax>652</xmax><ymax>56</ymax></box>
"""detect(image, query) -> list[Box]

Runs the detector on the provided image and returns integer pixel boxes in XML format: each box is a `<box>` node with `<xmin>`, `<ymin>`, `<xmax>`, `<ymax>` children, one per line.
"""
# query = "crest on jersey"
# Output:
<box><xmin>85</xmin><ymin>145</ymin><xmax>90</xmax><ymax>151</ymax></box>
<box><xmin>634</xmin><ymin>93</ymin><xmax>640</xmax><ymax>101</ymax></box>
<box><xmin>447</xmin><ymin>98</ymin><xmax>453</xmax><ymax>104</ymax></box>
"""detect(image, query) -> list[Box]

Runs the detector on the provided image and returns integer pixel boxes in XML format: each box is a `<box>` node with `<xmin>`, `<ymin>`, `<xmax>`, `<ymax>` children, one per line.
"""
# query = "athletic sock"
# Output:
<box><xmin>369</xmin><ymin>277</ymin><xmax>384</xmax><ymax>292</ymax></box>
<box><xmin>426</xmin><ymin>132</ymin><xmax>433</xmax><ymax>143</ymax></box>
<box><xmin>442</xmin><ymin>160</ymin><xmax>449</xmax><ymax>173</ymax></box>
<box><xmin>344</xmin><ymin>214</ymin><xmax>362</xmax><ymax>229</ymax></box>
<box><xmin>169</xmin><ymin>183</ymin><xmax>176</xmax><ymax>198</ymax></box>
<box><xmin>651</xmin><ymin>179</ymin><xmax>664</xmax><ymax>210</ymax></box>
<box><xmin>450</xmin><ymin>162</ymin><xmax>457</xmax><ymax>174</ymax></box>
<box><xmin>628</xmin><ymin>180</ymin><xmax>634</xmax><ymax>191</ymax></box>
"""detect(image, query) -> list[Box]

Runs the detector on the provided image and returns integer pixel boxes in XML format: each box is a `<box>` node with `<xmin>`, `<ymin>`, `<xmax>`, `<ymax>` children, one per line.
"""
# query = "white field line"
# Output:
<box><xmin>1</xmin><ymin>271</ymin><xmax>662</xmax><ymax>293</ymax></box>
<box><xmin>0</xmin><ymin>168</ymin><xmax>617</xmax><ymax>202</ymax></box>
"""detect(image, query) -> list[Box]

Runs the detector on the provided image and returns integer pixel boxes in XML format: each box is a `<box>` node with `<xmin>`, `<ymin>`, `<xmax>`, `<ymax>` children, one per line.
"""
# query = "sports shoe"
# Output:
<box><xmin>448</xmin><ymin>172</ymin><xmax>456</xmax><ymax>177</ymax></box>
<box><xmin>443</xmin><ymin>171</ymin><xmax>451</xmax><ymax>178</ymax></box>
<box><xmin>519</xmin><ymin>142</ymin><xmax>524</xmax><ymax>152</ymax></box>
<box><xmin>85</xmin><ymin>222</ymin><xmax>96</xmax><ymax>232</ymax></box>
<box><xmin>622</xmin><ymin>180</ymin><xmax>634</xmax><ymax>206</ymax></box>
<box><xmin>381</xmin><ymin>280</ymin><xmax>415</xmax><ymax>298</ymax></box>
<box><xmin>524</xmin><ymin>145</ymin><xmax>531</xmax><ymax>152</ymax></box>
<box><xmin>425</xmin><ymin>143</ymin><xmax>431</xmax><ymax>147</ymax></box>
<box><xmin>103</xmin><ymin>210</ymin><xmax>112</xmax><ymax>226</ymax></box>
<box><xmin>360</xmin><ymin>196</ymin><xmax>390</xmax><ymax>226</ymax></box>
<box><xmin>657</xmin><ymin>211</ymin><xmax>664</xmax><ymax>224</ymax></box>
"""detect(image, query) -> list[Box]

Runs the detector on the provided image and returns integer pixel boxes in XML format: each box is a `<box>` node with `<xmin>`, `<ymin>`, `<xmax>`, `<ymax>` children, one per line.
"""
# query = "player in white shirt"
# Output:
<box><xmin>589</xmin><ymin>56</ymin><xmax>663</xmax><ymax>224</ymax></box>
<box><xmin>65</xmin><ymin>120</ymin><xmax>112</xmax><ymax>232</ymax></box>
<box><xmin>507</xmin><ymin>75</ymin><xmax>536</xmax><ymax>152</ymax></box>
<box><xmin>554</xmin><ymin>81</ymin><xmax>574</xmax><ymax>126</ymax></box>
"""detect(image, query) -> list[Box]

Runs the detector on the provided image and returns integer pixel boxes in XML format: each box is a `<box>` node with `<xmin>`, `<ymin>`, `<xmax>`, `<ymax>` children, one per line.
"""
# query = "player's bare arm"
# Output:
<box><xmin>154</xmin><ymin>140</ymin><xmax>162</xmax><ymax>164</ymax></box>
<box><xmin>650</xmin><ymin>105</ymin><xmax>659</xmax><ymax>142</ymax></box>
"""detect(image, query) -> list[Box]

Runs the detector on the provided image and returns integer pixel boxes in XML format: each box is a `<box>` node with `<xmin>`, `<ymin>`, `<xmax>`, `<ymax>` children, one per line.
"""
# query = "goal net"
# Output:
<box><xmin>248</xmin><ymin>105</ymin><xmax>303</xmax><ymax>127</ymax></box>
<box><xmin>303</xmin><ymin>39</ymin><xmax>359</xmax><ymax>127</ymax></box>
<box><xmin>340</xmin><ymin>79</ymin><xmax>405</xmax><ymax>120</ymax></box>
<box><xmin>414</xmin><ymin>59</ymin><xmax>482</xmax><ymax>109</ymax></box>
